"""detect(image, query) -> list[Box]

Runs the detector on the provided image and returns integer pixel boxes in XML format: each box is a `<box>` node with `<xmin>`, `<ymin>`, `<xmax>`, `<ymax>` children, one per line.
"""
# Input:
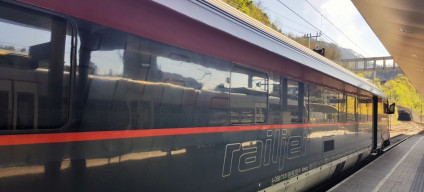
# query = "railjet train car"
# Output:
<box><xmin>0</xmin><ymin>0</ymin><xmax>394</xmax><ymax>191</ymax></box>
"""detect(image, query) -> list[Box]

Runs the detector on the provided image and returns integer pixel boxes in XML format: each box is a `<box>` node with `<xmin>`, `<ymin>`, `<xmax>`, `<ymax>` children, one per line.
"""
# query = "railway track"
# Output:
<box><xmin>311</xmin><ymin>122</ymin><xmax>424</xmax><ymax>192</ymax></box>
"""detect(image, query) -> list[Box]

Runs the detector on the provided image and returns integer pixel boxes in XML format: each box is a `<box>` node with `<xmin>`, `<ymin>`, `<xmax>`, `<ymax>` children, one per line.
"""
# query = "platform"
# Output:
<box><xmin>329</xmin><ymin>133</ymin><xmax>424</xmax><ymax>192</ymax></box>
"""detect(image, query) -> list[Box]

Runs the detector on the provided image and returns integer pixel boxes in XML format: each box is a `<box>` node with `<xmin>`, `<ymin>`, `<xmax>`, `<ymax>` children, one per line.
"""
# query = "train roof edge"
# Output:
<box><xmin>153</xmin><ymin>0</ymin><xmax>385</xmax><ymax>98</ymax></box>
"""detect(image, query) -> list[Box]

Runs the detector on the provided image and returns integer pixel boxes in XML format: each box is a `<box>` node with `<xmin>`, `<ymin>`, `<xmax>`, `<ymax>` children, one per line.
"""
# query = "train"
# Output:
<box><xmin>0</xmin><ymin>0</ymin><xmax>394</xmax><ymax>191</ymax></box>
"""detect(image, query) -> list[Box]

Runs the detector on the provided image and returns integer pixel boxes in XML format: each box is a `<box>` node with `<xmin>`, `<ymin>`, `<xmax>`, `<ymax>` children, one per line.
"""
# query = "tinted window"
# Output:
<box><xmin>230</xmin><ymin>65</ymin><xmax>267</xmax><ymax>124</ymax></box>
<box><xmin>76</xmin><ymin>21</ymin><xmax>231</xmax><ymax>130</ymax></box>
<box><xmin>339</xmin><ymin>93</ymin><xmax>347</xmax><ymax>122</ymax></box>
<box><xmin>309</xmin><ymin>86</ymin><xmax>338</xmax><ymax>123</ymax></box>
<box><xmin>0</xmin><ymin>3</ymin><xmax>72</xmax><ymax>130</ymax></box>
<box><xmin>308</xmin><ymin>85</ymin><xmax>322</xmax><ymax>123</ymax></box>
<box><xmin>367</xmin><ymin>98</ymin><xmax>373</xmax><ymax>121</ymax></box>
<box><xmin>268</xmin><ymin>75</ymin><xmax>281</xmax><ymax>124</ymax></box>
<box><xmin>282</xmin><ymin>79</ymin><xmax>306</xmax><ymax>123</ymax></box>
<box><xmin>358</xmin><ymin>97</ymin><xmax>371</xmax><ymax>122</ymax></box>
<box><xmin>323</xmin><ymin>89</ymin><xmax>339</xmax><ymax>122</ymax></box>
<box><xmin>347</xmin><ymin>95</ymin><xmax>356</xmax><ymax>122</ymax></box>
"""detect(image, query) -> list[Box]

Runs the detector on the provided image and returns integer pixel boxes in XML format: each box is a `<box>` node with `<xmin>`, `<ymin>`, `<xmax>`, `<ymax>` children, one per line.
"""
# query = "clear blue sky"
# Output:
<box><xmin>253</xmin><ymin>0</ymin><xmax>390</xmax><ymax>58</ymax></box>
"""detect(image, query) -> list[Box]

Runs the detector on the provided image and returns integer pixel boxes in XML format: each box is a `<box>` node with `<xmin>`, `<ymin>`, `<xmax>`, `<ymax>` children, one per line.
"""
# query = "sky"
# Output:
<box><xmin>253</xmin><ymin>0</ymin><xmax>390</xmax><ymax>58</ymax></box>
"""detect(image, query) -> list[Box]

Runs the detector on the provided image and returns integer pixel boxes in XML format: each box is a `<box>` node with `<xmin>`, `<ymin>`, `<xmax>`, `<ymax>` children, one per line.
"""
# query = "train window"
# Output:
<box><xmin>339</xmin><ymin>93</ymin><xmax>347</xmax><ymax>122</ymax></box>
<box><xmin>76</xmin><ymin>21</ymin><xmax>232</xmax><ymax>130</ymax></box>
<box><xmin>309</xmin><ymin>85</ymin><xmax>322</xmax><ymax>123</ymax></box>
<box><xmin>76</xmin><ymin>28</ymin><xmax>130</xmax><ymax>130</ymax></box>
<box><xmin>346</xmin><ymin>95</ymin><xmax>356</xmax><ymax>122</ymax></box>
<box><xmin>309</xmin><ymin>86</ymin><xmax>338</xmax><ymax>123</ymax></box>
<box><xmin>367</xmin><ymin>98</ymin><xmax>373</xmax><ymax>121</ymax></box>
<box><xmin>358</xmin><ymin>97</ymin><xmax>370</xmax><ymax>122</ymax></box>
<box><xmin>268</xmin><ymin>75</ymin><xmax>281</xmax><ymax>124</ymax></box>
<box><xmin>0</xmin><ymin>3</ymin><xmax>72</xmax><ymax>130</ymax></box>
<box><xmin>303</xmin><ymin>83</ymin><xmax>309</xmax><ymax>123</ymax></box>
<box><xmin>281</xmin><ymin>79</ymin><xmax>306</xmax><ymax>123</ymax></box>
<box><xmin>230</xmin><ymin>65</ymin><xmax>268</xmax><ymax>124</ymax></box>
<box><xmin>324</xmin><ymin>89</ymin><xmax>339</xmax><ymax>122</ymax></box>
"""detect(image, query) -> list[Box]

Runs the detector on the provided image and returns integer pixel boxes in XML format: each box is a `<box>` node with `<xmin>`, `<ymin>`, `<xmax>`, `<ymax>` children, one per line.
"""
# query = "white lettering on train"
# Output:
<box><xmin>222</xmin><ymin>129</ymin><xmax>306</xmax><ymax>177</ymax></box>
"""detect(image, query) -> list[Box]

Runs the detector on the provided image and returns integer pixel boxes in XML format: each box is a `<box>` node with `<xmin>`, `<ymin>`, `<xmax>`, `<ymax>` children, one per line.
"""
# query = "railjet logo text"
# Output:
<box><xmin>222</xmin><ymin>129</ymin><xmax>306</xmax><ymax>177</ymax></box>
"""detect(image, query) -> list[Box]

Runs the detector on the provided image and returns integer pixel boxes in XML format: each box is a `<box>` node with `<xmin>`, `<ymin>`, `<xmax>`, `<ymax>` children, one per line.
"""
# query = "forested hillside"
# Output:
<box><xmin>291</xmin><ymin>37</ymin><xmax>342</xmax><ymax>60</ymax></box>
<box><xmin>222</xmin><ymin>0</ymin><xmax>280</xmax><ymax>31</ymax></box>
<box><xmin>380</xmin><ymin>74</ymin><xmax>423</xmax><ymax>118</ymax></box>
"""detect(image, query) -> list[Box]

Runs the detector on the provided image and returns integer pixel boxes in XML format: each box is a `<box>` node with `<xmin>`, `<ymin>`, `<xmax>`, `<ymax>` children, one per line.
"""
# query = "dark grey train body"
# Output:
<box><xmin>0</xmin><ymin>0</ymin><xmax>390</xmax><ymax>191</ymax></box>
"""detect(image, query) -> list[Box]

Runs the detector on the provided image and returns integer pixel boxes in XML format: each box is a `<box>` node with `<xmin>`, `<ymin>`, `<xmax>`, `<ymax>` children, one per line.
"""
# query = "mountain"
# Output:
<box><xmin>337</xmin><ymin>47</ymin><xmax>363</xmax><ymax>60</ymax></box>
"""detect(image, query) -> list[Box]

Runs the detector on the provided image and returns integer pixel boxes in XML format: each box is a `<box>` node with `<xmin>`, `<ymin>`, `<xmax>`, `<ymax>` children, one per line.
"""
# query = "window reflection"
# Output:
<box><xmin>282</xmin><ymin>79</ymin><xmax>306</xmax><ymax>123</ymax></box>
<box><xmin>347</xmin><ymin>95</ymin><xmax>356</xmax><ymax>122</ymax></box>
<box><xmin>77</xmin><ymin>23</ymin><xmax>231</xmax><ymax>130</ymax></box>
<box><xmin>91</xmin><ymin>50</ymin><xmax>124</xmax><ymax>76</ymax></box>
<box><xmin>0</xmin><ymin>3</ymin><xmax>71</xmax><ymax>130</ymax></box>
<box><xmin>309</xmin><ymin>86</ymin><xmax>339</xmax><ymax>123</ymax></box>
<box><xmin>269</xmin><ymin>75</ymin><xmax>281</xmax><ymax>124</ymax></box>
<box><xmin>230</xmin><ymin>65</ymin><xmax>267</xmax><ymax>124</ymax></box>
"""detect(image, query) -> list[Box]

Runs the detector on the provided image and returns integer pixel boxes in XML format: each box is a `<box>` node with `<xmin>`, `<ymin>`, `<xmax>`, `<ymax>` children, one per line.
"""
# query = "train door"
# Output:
<box><xmin>372</xmin><ymin>96</ymin><xmax>383</xmax><ymax>151</ymax></box>
<box><xmin>380</xmin><ymin>99</ymin><xmax>390</xmax><ymax>147</ymax></box>
<box><xmin>372</xmin><ymin>96</ymin><xmax>392</xmax><ymax>151</ymax></box>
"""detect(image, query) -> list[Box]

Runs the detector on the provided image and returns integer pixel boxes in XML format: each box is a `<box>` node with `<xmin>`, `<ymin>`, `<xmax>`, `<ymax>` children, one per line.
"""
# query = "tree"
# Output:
<box><xmin>222</xmin><ymin>0</ymin><xmax>281</xmax><ymax>32</ymax></box>
<box><xmin>380</xmin><ymin>74</ymin><xmax>423</xmax><ymax>122</ymax></box>
<box><xmin>356</xmin><ymin>73</ymin><xmax>364</xmax><ymax>78</ymax></box>
<box><xmin>0</xmin><ymin>45</ymin><xmax>16</xmax><ymax>51</ymax></box>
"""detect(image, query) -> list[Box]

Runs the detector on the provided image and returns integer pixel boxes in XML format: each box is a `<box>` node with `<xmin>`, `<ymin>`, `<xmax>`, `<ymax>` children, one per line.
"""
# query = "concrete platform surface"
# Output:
<box><xmin>329</xmin><ymin>133</ymin><xmax>424</xmax><ymax>192</ymax></box>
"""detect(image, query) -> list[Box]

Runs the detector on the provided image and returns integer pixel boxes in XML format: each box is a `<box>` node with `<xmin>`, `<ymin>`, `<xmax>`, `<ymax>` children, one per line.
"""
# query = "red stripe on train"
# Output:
<box><xmin>0</xmin><ymin>122</ymin><xmax>365</xmax><ymax>146</ymax></box>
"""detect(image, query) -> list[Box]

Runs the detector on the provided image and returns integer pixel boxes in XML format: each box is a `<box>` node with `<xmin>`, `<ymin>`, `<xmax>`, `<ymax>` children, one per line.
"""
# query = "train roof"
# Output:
<box><xmin>153</xmin><ymin>0</ymin><xmax>385</xmax><ymax>97</ymax></box>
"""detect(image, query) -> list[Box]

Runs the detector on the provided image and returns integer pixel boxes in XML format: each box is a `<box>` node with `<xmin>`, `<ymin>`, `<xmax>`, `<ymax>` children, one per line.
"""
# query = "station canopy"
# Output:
<box><xmin>352</xmin><ymin>0</ymin><xmax>424</xmax><ymax>95</ymax></box>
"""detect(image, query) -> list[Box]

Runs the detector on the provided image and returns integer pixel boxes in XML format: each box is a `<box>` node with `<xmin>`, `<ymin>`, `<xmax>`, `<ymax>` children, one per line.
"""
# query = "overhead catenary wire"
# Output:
<box><xmin>322</xmin><ymin>35</ymin><xmax>360</xmax><ymax>59</ymax></box>
<box><xmin>275</xmin><ymin>0</ymin><xmax>360</xmax><ymax>59</ymax></box>
<box><xmin>276</xmin><ymin>0</ymin><xmax>321</xmax><ymax>33</ymax></box>
<box><xmin>281</xmin><ymin>24</ymin><xmax>309</xmax><ymax>36</ymax></box>
<box><xmin>262</xmin><ymin>7</ymin><xmax>317</xmax><ymax>32</ymax></box>
<box><xmin>263</xmin><ymin>8</ymin><xmax>352</xmax><ymax>55</ymax></box>
<box><xmin>304</xmin><ymin>0</ymin><xmax>370</xmax><ymax>57</ymax></box>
